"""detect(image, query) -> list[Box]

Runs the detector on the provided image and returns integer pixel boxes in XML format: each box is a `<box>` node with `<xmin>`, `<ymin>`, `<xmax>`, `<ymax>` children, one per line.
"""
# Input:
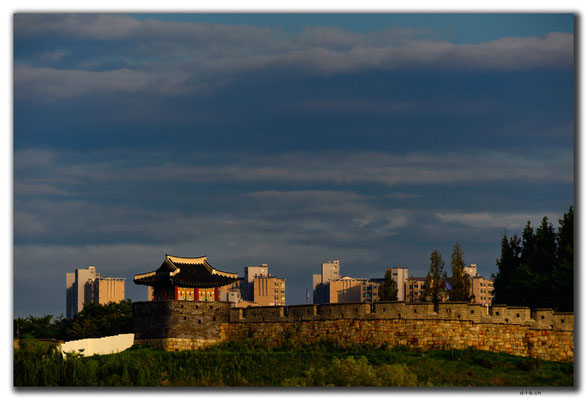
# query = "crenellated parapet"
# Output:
<box><xmin>228</xmin><ymin>301</ymin><xmax>574</xmax><ymax>331</ymax></box>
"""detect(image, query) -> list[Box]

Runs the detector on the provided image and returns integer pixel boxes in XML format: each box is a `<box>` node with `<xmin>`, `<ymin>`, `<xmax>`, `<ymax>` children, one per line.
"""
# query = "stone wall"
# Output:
<box><xmin>221</xmin><ymin>318</ymin><xmax>573</xmax><ymax>362</ymax></box>
<box><xmin>133</xmin><ymin>301</ymin><xmax>574</xmax><ymax>361</ymax></box>
<box><xmin>133</xmin><ymin>300</ymin><xmax>231</xmax><ymax>342</ymax></box>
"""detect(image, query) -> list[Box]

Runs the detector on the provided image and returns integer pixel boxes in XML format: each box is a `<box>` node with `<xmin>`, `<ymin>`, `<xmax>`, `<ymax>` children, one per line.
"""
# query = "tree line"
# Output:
<box><xmin>14</xmin><ymin>299</ymin><xmax>133</xmax><ymax>341</ymax></box>
<box><xmin>492</xmin><ymin>206</ymin><xmax>573</xmax><ymax>312</ymax></box>
<box><xmin>393</xmin><ymin>206</ymin><xmax>573</xmax><ymax>312</ymax></box>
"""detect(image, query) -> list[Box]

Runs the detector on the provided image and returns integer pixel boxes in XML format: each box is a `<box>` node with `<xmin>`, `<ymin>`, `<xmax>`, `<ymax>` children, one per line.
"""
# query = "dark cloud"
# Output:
<box><xmin>14</xmin><ymin>15</ymin><xmax>573</xmax><ymax>103</ymax></box>
<box><xmin>13</xmin><ymin>14</ymin><xmax>574</xmax><ymax>317</ymax></box>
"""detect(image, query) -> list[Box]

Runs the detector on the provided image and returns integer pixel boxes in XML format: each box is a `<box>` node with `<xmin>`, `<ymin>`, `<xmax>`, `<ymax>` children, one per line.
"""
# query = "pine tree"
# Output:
<box><xmin>532</xmin><ymin>217</ymin><xmax>557</xmax><ymax>277</ymax></box>
<box><xmin>424</xmin><ymin>250</ymin><xmax>447</xmax><ymax>310</ymax></box>
<box><xmin>449</xmin><ymin>243</ymin><xmax>471</xmax><ymax>302</ymax></box>
<box><xmin>520</xmin><ymin>221</ymin><xmax>535</xmax><ymax>268</ymax></box>
<box><xmin>492</xmin><ymin>234</ymin><xmax>522</xmax><ymax>305</ymax></box>
<box><xmin>552</xmin><ymin>206</ymin><xmax>574</xmax><ymax>311</ymax></box>
<box><xmin>379</xmin><ymin>269</ymin><xmax>398</xmax><ymax>301</ymax></box>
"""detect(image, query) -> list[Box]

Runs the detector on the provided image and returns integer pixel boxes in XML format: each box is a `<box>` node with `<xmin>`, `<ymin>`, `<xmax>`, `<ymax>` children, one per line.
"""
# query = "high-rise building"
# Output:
<box><xmin>241</xmin><ymin>264</ymin><xmax>286</xmax><ymax>306</ymax></box>
<box><xmin>390</xmin><ymin>267</ymin><xmax>409</xmax><ymax>301</ymax></box>
<box><xmin>66</xmin><ymin>266</ymin><xmax>125</xmax><ymax>318</ymax></box>
<box><xmin>312</xmin><ymin>260</ymin><xmax>340</xmax><ymax>304</ymax></box>
<box><xmin>314</xmin><ymin>262</ymin><xmax>408</xmax><ymax>304</ymax></box>
<box><xmin>84</xmin><ymin>277</ymin><xmax>125</xmax><ymax>305</ymax></box>
<box><xmin>243</xmin><ymin>264</ymin><xmax>269</xmax><ymax>300</ymax></box>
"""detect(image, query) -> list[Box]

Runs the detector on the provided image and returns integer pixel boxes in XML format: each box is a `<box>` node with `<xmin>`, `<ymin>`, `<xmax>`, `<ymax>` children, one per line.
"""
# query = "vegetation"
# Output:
<box><xmin>423</xmin><ymin>250</ymin><xmax>447</xmax><ymax>308</ymax></box>
<box><xmin>14</xmin><ymin>340</ymin><xmax>573</xmax><ymax>387</ymax></box>
<box><xmin>378</xmin><ymin>268</ymin><xmax>398</xmax><ymax>301</ymax></box>
<box><xmin>448</xmin><ymin>243</ymin><xmax>472</xmax><ymax>302</ymax></box>
<box><xmin>493</xmin><ymin>206</ymin><xmax>574</xmax><ymax>311</ymax></box>
<box><xmin>14</xmin><ymin>300</ymin><xmax>133</xmax><ymax>341</ymax></box>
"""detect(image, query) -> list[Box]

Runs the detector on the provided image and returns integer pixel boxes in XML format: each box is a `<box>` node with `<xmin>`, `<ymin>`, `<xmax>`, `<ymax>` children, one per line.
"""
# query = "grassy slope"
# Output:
<box><xmin>14</xmin><ymin>340</ymin><xmax>573</xmax><ymax>387</ymax></box>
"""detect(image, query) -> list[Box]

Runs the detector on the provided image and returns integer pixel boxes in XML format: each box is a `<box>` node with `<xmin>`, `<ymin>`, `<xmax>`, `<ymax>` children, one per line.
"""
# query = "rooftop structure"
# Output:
<box><xmin>134</xmin><ymin>255</ymin><xmax>238</xmax><ymax>302</ymax></box>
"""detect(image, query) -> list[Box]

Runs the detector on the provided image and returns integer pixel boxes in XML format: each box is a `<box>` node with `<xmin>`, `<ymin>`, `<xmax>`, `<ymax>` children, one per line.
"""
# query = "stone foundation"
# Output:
<box><xmin>134</xmin><ymin>337</ymin><xmax>223</xmax><ymax>351</ymax></box>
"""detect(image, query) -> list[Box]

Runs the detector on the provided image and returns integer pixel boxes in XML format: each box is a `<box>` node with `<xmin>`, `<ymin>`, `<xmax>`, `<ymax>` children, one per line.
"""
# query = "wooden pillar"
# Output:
<box><xmin>194</xmin><ymin>288</ymin><xmax>199</xmax><ymax>301</ymax></box>
<box><xmin>214</xmin><ymin>287</ymin><xmax>219</xmax><ymax>301</ymax></box>
<box><xmin>174</xmin><ymin>286</ymin><xmax>179</xmax><ymax>300</ymax></box>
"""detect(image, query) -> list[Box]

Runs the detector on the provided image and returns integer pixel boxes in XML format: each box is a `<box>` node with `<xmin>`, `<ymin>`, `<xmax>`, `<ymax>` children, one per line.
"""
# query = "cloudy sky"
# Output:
<box><xmin>13</xmin><ymin>13</ymin><xmax>574</xmax><ymax>317</ymax></box>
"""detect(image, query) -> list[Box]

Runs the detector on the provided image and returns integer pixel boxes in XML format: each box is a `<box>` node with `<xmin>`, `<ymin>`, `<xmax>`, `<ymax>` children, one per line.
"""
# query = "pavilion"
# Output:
<box><xmin>134</xmin><ymin>254</ymin><xmax>239</xmax><ymax>301</ymax></box>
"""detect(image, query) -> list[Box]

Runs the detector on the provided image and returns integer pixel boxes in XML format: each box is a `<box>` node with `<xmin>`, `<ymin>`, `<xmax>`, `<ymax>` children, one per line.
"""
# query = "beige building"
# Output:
<box><xmin>312</xmin><ymin>260</ymin><xmax>341</xmax><ymax>304</ymax></box>
<box><xmin>404</xmin><ymin>264</ymin><xmax>494</xmax><ymax>305</ymax></box>
<box><xmin>464</xmin><ymin>264</ymin><xmax>494</xmax><ymax>305</ymax></box>
<box><xmin>66</xmin><ymin>266</ymin><xmax>125</xmax><ymax>318</ymax></box>
<box><xmin>219</xmin><ymin>278</ymin><xmax>243</xmax><ymax>305</ymax></box>
<box><xmin>406</xmin><ymin>277</ymin><xmax>427</xmax><ymax>302</ymax></box>
<box><xmin>390</xmin><ymin>267</ymin><xmax>409</xmax><ymax>301</ymax></box>
<box><xmin>328</xmin><ymin>277</ymin><xmax>364</xmax><ymax>303</ymax></box>
<box><xmin>464</xmin><ymin>263</ymin><xmax>478</xmax><ymax>278</ymax></box>
<box><xmin>253</xmin><ymin>275</ymin><xmax>286</xmax><ymax>306</ymax></box>
<box><xmin>361</xmin><ymin>279</ymin><xmax>381</xmax><ymax>303</ymax></box>
<box><xmin>241</xmin><ymin>264</ymin><xmax>285</xmax><ymax>306</ymax></box>
<box><xmin>84</xmin><ymin>277</ymin><xmax>125</xmax><ymax>306</ymax></box>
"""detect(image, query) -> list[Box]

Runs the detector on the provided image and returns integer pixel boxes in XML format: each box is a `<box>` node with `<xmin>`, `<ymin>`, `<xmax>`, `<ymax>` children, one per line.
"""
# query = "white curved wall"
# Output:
<box><xmin>60</xmin><ymin>333</ymin><xmax>135</xmax><ymax>357</ymax></box>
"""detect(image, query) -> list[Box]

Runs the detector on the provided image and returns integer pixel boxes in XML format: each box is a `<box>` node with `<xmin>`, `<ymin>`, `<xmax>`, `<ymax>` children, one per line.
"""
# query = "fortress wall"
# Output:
<box><xmin>372</xmin><ymin>302</ymin><xmax>437</xmax><ymax>319</ymax></box>
<box><xmin>133</xmin><ymin>301</ymin><xmax>574</xmax><ymax>361</ymax></box>
<box><xmin>221</xmin><ymin>319</ymin><xmax>574</xmax><ymax>362</ymax></box>
<box><xmin>284</xmin><ymin>305</ymin><xmax>318</xmax><ymax>321</ymax></box>
<box><xmin>317</xmin><ymin>303</ymin><xmax>371</xmax><ymax>320</ymax></box>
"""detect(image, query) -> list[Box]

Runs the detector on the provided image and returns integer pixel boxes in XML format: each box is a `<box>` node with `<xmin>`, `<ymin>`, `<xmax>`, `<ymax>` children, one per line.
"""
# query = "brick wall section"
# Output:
<box><xmin>133</xmin><ymin>301</ymin><xmax>574</xmax><ymax>361</ymax></box>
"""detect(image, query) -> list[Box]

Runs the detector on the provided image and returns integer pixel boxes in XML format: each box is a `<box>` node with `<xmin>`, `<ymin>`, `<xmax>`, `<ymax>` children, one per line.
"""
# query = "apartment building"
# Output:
<box><xmin>66</xmin><ymin>266</ymin><xmax>125</xmax><ymax>318</ymax></box>
<box><xmin>406</xmin><ymin>277</ymin><xmax>427</xmax><ymax>302</ymax></box>
<box><xmin>253</xmin><ymin>275</ymin><xmax>286</xmax><ymax>306</ymax></box>
<box><xmin>312</xmin><ymin>260</ymin><xmax>341</xmax><ymax>304</ymax></box>
<box><xmin>328</xmin><ymin>277</ymin><xmax>363</xmax><ymax>303</ymax></box>
<box><xmin>390</xmin><ymin>267</ymin><xmax>409</xmax><ymax>301</ymax></box>
<box><xmin>361</xmin><ymin>279</ymin><xmax>381</xmax><ymax>303</ymax></box>
<box><xmin>84</xmin><ymin>277</ymin><xmax>125</xmax><ymax>305</ymax></box>
<box><xmin>241</xmin><ymin>264</ymin><xmax>286</xmax><ymax>306</ymax></box>
<box><xmin>463</xmin><ymin>264</ymin><xmax>494</xmax><ymax>305</ymax></box>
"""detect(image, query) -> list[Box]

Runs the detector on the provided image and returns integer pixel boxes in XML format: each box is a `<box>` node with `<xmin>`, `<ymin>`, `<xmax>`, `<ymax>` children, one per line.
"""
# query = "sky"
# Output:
<box><xmin>12</xmin><ymin>13</ymin><xmax>574</xmax><ymax>318</ymax></box>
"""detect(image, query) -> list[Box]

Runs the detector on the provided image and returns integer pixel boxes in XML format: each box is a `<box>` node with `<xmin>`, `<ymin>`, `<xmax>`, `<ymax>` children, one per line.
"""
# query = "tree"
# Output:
<box><xmin>379</xmin><ymin>269</ymin><xmax>398</xmax><ymax>301</ymax></box>
<box><xmin>492</xmin><ymin>234</ymin><xmax>522</xmax><ymax>305</ymax></box>
<box><xmin>492</xmin><ymin>207</ymin><xmax>574</xmax><ymax>311</ymax></box>
<box><xmin>423</xmin><ymin>250</ymin><xmax>447</xmax><ymax>310</ymax></box>
<box><xmin>448</xmin><ymin>243</ymin><xmax>471</xmax><ymax>302</ymax></box>
<box><xmin>552</xmin><ymin>206</ymin><xmax>574</xmax><ymax>311</ymax></box>
<box><xmin>520</xmin><ymin>221</ymin><xmax>535</xmax><ymax>268</ymax></box>
<box><xmin>532</xmin><ymin>217</ymin><xmax>557</xmax><ymax>277</ymax></box>
<box><xmin>14</xmin><ymin>299</ymin><xmax>133</xmax><ymax>341</ymax></box>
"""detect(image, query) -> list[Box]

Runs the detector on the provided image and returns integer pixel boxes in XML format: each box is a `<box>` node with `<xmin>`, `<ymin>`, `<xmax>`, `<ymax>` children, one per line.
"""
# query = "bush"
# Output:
<box><xmin>282</xmin><ymin>356</ymin><xmax>419</xmax><ymax>387</ymax></box>
<box><xmin>378</xmin><ymin>363</ymin><xmax>419</xmax><ymax>386</ymax></box>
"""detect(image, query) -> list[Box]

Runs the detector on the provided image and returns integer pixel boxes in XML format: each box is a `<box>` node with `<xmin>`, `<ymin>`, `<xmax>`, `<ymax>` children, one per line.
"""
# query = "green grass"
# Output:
<box><xmin>14</xmin><ymin>340</ymin><xmax>574</xmax><ymax>387</ymax></box>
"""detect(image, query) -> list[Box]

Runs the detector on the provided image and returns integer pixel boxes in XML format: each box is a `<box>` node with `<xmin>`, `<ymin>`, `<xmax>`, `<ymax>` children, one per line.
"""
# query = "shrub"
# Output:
<box><xmin>378</xmin><ymin>363</ymin><xmax>419</xmax><ymax>386</ymax></box>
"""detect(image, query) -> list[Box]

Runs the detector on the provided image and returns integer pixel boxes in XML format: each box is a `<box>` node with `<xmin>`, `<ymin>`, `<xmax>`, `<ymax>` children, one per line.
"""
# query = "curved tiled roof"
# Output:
<box><xmin>134</xmin><ymin>254</ymin><xmax>238</xmax><ymax>288</ymax></box>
